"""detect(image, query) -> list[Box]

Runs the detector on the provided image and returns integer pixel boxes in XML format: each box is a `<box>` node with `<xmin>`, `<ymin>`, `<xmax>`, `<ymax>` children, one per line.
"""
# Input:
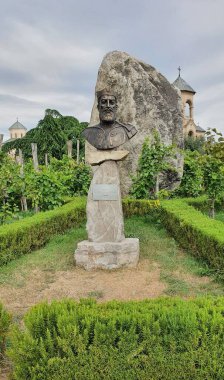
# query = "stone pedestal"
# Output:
<box><xmin>87</xmin><ymin>160</ymin><xmax>124</xmax><ymax>242</ymax></box>
<box><xmin>75</xmin><ymin>238</ymin><xmax>139</xmax><ymax>270</ymax></box>
<box><xmin>74</xmin><ymin>156</ymin><xmax>139</xmax><ymax>270</ymax></box>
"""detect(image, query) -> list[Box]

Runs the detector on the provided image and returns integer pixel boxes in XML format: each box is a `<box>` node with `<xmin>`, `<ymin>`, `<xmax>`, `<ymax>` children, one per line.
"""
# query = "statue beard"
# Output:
<box><xmin>99</xmin><ymin>108</ymin><xmax>116</xmax><ymax>124</ymax></box>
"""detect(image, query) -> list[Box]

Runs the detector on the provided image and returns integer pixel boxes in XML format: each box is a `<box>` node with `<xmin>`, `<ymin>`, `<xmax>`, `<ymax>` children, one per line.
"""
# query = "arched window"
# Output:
<box><xmin>188</xmin><ymin>130</ymin><xmax>194</xmax><ymax>137</ymax></box>
<box><xmin>15</xmin><ymin>133</ymin><xmax>17</xmax><ymax>138</ymax></box>
<box><xmin>185</xmin><ymin>100</ymin><xmax>192</xmax><ymax>118</ymax></box>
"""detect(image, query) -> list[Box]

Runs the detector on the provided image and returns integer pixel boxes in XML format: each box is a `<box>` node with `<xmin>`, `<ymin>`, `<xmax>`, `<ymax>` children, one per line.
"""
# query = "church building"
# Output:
<box><xmin>0</xmin><ymin>119</ymin><xmax>27</xmax><ymax>146</ymax></box>
<box><xmin>8</xmin><ymin>119</ymin><xmax>27</xmax><ymax>140</ymax></box>
<box><xmin>173</xmin><ymin>69</ymin><xmax>205</xmax><ymax>138</ymax></box>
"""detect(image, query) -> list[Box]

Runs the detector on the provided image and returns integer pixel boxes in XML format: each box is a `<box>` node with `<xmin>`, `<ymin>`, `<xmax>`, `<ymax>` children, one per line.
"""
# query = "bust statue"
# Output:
<box><xmin>75</xmin><ymin>88</ymin><xmax>140</xmax><ymax>270</ymax></box>
<box><xmin>82</xmin><ymin>88</ymin><xmax>137</xmax><ymax>150</ymax></box>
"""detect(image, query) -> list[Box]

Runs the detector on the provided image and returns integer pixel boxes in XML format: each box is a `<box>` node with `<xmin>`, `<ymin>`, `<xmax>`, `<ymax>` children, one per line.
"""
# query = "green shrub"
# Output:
<box><xmin>8</xmin><ymin>297</ymin><xmax>224</xmax><ymax>380</ymax></box>
<box><xmin>175</xmin><ymin>151</ymin><xmax>203</xmax><ymax>197</ymax></box>
<box><xmin>0</xmin><ymin>303</ymin><xmax>11</xmax><ymax>364</ymax></box>
<box><xmin>122</xmin><ymin>198</ymin><xmax>160</xmax><ymax>217</ymax></box>
<box><xmin>124</xmin><ymin>197</ymin><xmax>224</xmax><ymax>274</ymax></box>
<box><xmin>160</xmin><ymin>198</ymin><xmax>224</xmax><ymax>271</ymax></box>
<box><xmin>0</xmin><ymin>152</ymin><xmax>23</xmax><ymax>223</ymax></box>
<box><xmin>2</xmin><ymin>195</ymin><xmax>223</xmax><ymax>274</ymax></box>
<box><xmin>184</xmin><ymin>135</ymin><xmax>205</xmax><ymax>153</ymax></box>
<box><xmin>0</xmin><ymin>198</ymin><xmax>160</xmax><ymax>267</ymax></box>
<box><xmin>49</xmin><ymin>156</ymin><xmax>91</xmax><ymax>196</ymax></box>
<box><xmin>0</xmin><ymin>197</ymin><xmax>86</xmax><ymax>266</ymax></box>
<box><xmin>187</xmin><ymin>196</ymin><xmax>224</xmax><ymax>214</ymax></box>
<box><xmin>25</xmin><ymin>166</ymin><xmax>65</xmax><ymax>211</ymax></box>
<box><xmin>130</xmin><ymin>133</ymin><xmax>175</xmax><ymax>199</ymax></box>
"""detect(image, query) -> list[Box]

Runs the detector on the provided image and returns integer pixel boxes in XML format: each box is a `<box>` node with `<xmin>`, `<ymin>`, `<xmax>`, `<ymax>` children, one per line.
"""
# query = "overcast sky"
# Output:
<box><xmin>0</xmin><ymin>0</ymin><xmax>224</xmax><ymax>140</ymax></box>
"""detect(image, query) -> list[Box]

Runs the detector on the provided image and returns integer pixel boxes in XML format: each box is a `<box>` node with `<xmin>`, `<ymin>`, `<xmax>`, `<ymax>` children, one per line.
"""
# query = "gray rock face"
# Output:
<box><xmin>88</xmin><ymin>51</ymin><xmax>183</xmax><ymax>195</ymax></box>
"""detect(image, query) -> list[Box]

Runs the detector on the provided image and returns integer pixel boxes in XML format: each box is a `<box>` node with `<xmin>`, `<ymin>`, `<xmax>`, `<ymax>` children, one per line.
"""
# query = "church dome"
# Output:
<box><xmin>9</xmin><ymin>120</ymin><xmax>27</xmax><ymax>131</ymax></box>
<box><xmin>172</xmin><ymin>75</ymin><xmax>196</xmax><ymax>94</ymax></box>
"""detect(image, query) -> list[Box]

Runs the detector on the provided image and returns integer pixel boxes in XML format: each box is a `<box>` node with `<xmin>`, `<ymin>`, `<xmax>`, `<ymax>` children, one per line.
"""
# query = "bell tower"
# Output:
<box><xmin>173</xmin><ymin>68</ymin><xmax>205</xmax><ymax>138</ymax></box>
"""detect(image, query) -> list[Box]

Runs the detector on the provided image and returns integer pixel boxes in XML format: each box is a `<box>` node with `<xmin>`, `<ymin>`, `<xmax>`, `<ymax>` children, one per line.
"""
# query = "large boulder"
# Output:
<box><xmin>88</xmin><ymin>51</ymin><xmax>183</xmax><ymax>195</ymax></box>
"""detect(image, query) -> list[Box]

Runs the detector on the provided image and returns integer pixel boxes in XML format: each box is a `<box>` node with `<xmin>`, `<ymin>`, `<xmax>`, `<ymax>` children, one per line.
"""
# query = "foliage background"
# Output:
<box><xmin>0</xmin><ymin>152</ymin><xmax>91</xmax><ymax>224</ymax></box>
<box><xmin>2</xmin><ymin>109</ymin><xmax>87</xmax><ymax>163</ymax></box>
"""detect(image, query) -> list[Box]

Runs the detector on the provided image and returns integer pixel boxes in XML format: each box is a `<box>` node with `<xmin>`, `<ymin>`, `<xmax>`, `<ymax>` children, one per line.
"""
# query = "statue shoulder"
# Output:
<box><xmin>115</xmin><ymin>121</ymin><xmax>138</xmax><ymax>139</ymax></box>
<box><xmin>82</xmin><ymin>124</ymin><xmax>106</xmax><ymax>149</ymax></box>
<box><xmin>82</xmin><ymin>124</ymin><xmax>102</xmax><ymax>138</ymax></box>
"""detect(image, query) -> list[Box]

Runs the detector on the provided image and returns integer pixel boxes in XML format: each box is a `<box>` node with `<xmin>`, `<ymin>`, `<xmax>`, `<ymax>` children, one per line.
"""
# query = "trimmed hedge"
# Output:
<box><xmin>188</xmin><ymin>196</ymin><xmax>224</xmax><ymax>214</ymax></box>
<box><xmin>0</xmin><ymin>303</ymin><xmax>11</xmax><ymax>365</ymax></box>
<box><xmin>124</xmin><ymin>196</ymin><xmax>224</xmax><ymax>272</ymax></box>
<box><xmin>0</xmin><ymin>197</ymin><xmax>86</xmax><ymax>266</ymax></box>
<box><xmin>1</xmin><ymin>194</ymin><xmax>223</xmax><ymax>272</ymax></box>
<box><xmin>8</xmin><ymin>297</ymin><xmax>224</xmax><ymax>380</ymax></box>
<box><xmin>122</xmin><ymin>198</ymin><xmax>160</xmax><ymax>217</ymax></box>
<box><xmin>160</xmin><ymin>198</ymin><xmax>224</xmax><ymax>271</ymax></box>
<box><xmin>0</xmin><ymin>198</ymin><xmax>159</xmax><ymax>267</ymax></box>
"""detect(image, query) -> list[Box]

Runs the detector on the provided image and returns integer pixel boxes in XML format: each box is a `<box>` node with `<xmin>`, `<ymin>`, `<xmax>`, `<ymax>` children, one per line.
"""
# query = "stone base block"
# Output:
<box><xmin>75</xmin><ymin>238</ymin><xmax>139</xmax><ymax>270</ymax></box>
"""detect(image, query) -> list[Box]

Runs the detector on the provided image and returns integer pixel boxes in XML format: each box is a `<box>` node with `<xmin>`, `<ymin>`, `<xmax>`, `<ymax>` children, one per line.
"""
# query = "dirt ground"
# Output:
<box><xmin>0</xmin><ymin>259</ymin><xmax>166</xmax><ymax>380</ymax></box>
<box><xmin>0</xmin><ymin>256</ymin><xmax>220</xmax><ymax>380</ymax></box>
<box><xmin>0</xmin><ymin>259</ymin><xmax>166</xmax><ymax>317</ymax></box>
<box><xmin>0</xmin><ymin>260</ymin><xmax>167</xmax><ymax>378</ymax></box>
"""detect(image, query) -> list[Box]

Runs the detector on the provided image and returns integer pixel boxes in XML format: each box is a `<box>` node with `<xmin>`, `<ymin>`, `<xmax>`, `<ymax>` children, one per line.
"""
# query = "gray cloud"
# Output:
<box><xmin>0</xmin><ymin>0</ymin><xmax>224</xmax><ymax>140</ymax></box>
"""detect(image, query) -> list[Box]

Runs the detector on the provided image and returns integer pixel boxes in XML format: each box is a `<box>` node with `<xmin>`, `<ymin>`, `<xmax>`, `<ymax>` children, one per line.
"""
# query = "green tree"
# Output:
<box><xmin>184</xmin><ymin>135</ymin><xmax>205</xmax><ymax>153</ymax></box>
<box><xmin>204</xmin><ymin>128</ymin><xmax>224</xmax><ymax>161</ymax></box>
<box><xmin>49</xmin><ymin>156</ymin><xmax>91</xmax><ymax>196</ymax></box>
<box><xmin>200</xmin><ymin>128</ymin><xmax>224</xmax><ymax>218</ymax></box>
<box><xmin>61</xmin><ymin>116</ymin><xmax>87</xmax><ymax>160</ymax></box>
<box><xmin>2</xmin><ymin>110</ymin><xmax>87</xmax><ymax>163</ymax></box>
<box><xmin>130</xmin><ymin>132</ymin><xmax>174</xmax><ymax>199</ymax></box>
<box><xmin>0</xmin><ymin>152</ymin><xmax>22</xmax><ymax>223</ymax></box>
<box><xmin>176</xmin><ymin>151</ymin><xmax>203</xmax><ymax>197</ymax></box>
<box><xmin>0</xmin><ymin>150</ymin><xmax>91</xmax><ymax>222</ymax></box>
<box><xmin>201</xmin><ymin>155</ymin><xmax>224</xmax><ymax>218</ymax></box>
<box><xmin>24</xmin><ymin>164</ymin><xmax>65</xmax><ymax>211</ymax></box>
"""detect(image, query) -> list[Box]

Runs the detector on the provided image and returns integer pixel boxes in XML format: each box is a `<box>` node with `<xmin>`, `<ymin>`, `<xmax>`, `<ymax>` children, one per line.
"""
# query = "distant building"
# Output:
<box><xmin>173</xmin><ymin>69</ymin><xmax>205</xmax><ymax>138</ymax></box>
<box><xmin>0</xmin><ymin>120</ymin><xmax>27</xmax><ymax>158</ymax></box>
<box><xmin>8</xmin><ymin>119</ymin><xmax>27</xmax><ymax>140</ymax></box>
<box><xmin>1</xmin><ymin>119</ymin><xmax>27</xmax><ymax>146</ymax></box>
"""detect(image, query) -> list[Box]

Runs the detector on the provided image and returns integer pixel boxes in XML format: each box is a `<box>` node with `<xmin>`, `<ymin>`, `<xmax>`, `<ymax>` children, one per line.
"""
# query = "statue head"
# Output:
<box><xmin>97</xmin><ymin>88</ymin><xmax>117</xmax><ymax>124</ymax></box>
